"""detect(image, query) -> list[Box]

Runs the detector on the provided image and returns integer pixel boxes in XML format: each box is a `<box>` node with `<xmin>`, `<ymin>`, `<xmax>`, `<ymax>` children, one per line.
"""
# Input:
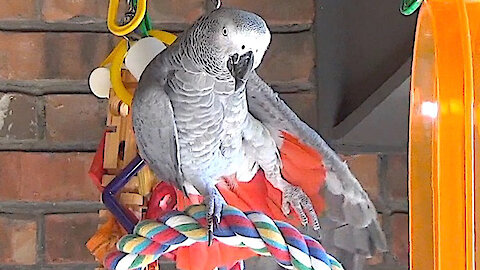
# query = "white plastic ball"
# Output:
<box><xmin>89</xmin><ymin>67</ymin><xmax>111</xmax><ymax>98</ymax></box>
<box><xmin>125</xmin><ymin>37</ymin><xmax>167</xmax><ymax>81</ymax></box>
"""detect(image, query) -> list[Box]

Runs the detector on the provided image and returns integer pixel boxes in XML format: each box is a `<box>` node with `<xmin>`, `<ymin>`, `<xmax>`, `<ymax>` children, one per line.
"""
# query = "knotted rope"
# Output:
<box><xmin>104</xmin><ymin>204</ymin><xmax>343</xmax><ymax>270</ymax></box>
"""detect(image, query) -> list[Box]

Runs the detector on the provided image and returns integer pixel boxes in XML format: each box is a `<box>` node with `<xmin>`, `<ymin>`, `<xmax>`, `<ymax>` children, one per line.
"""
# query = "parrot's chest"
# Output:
<box><xmin>173</xmin><ymin>87</ymin><xmax>248</xmax><ymax>179</ymax></box>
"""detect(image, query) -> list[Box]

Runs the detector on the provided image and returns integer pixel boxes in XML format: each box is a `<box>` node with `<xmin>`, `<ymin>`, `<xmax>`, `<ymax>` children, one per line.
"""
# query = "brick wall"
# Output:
<box><xmin>0</xmin><ymin>1</ymin><xmax>408</xmax><ymax>270</ymax></box>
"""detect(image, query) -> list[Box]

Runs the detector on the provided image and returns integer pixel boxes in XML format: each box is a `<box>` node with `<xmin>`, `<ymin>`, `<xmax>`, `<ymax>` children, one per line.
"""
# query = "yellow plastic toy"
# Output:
<box><xmin>102</xmin><ymin>30</ymin><xmax>177</xmax><ymax>106</ymax></box>
<box><xmin>409</xmin><ymin>0</ymin><xmax>479</xmax><ymax>269</ymax></box>
<box><xmin>107</xmin><ymin>0</ymin><xmax>147</xmax><ymax>36</ymax></box>
<box><xmin>95</xmin><ymin>0</ymin><xmax>178</xmax><ymax>106</ymax></box>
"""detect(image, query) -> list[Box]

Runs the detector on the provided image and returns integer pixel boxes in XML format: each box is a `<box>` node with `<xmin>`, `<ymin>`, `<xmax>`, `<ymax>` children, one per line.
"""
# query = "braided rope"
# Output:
<box><xmin>104</xmin><ymin>205</ymin><xmax>344</xmax><ymax>270</ymax></box>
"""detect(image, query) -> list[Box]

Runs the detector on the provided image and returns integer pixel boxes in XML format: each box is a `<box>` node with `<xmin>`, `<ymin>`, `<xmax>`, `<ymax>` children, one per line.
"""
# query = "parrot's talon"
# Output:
<box><xmin>207</xmin><ymin>226</ymin><xmax>214</xmax><ymax>246</ymax></box>
<box><xmin>308</xmin><ymin>206</ymin><xmax>321</xmax><ymax>231</ymax></box>
<box><xmin>205</xmin><ymin>186</ymin><xmax>226</xmax><ymax>246</ymax></box>
<box><xmin>281</xmin><ymin>184</ymin><xmax>320</xmax><ymax>231</ymax></box>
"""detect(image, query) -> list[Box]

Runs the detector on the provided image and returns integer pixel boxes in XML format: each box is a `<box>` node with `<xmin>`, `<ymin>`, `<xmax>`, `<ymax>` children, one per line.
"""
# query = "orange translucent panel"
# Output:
<box><xmin>472</xmin><ymin>1</ymin><xmax>480</xmax><ymax>269</ymax></box>
<box><xmin>409</xmin><ymin>0</ymin><xmax>478</xmax><ymax>269</ymax></box>
<box><xmin>409</xmin><ymin>5</ymin><xmax>435</xmax><ymax>270</ymax></box>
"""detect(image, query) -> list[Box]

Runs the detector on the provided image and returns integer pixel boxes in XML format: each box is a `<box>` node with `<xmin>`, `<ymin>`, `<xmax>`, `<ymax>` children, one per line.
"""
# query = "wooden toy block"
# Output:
<box><xmin>120</xmin><ymin>192</ymin><xmax>144</xmax><ymax>206</ymax></box>
<box><xmin>123</xmin><ymin>114</ymin><xmax>138</xmax><ymax>166</ymax></box>
<box><xmin>90</xmin><ymin>70</ymin><xmax>162</xmax><ymax>269</ymax></box>
<box><xmin>101</xmin><ymin>175</ymin><xmax>115</xmax><ymax>187</ymax></box>
<box><xmin>122</xmin><ymin>69</ymin><xmax>138</xmax><ymax>88</ymax></box>
<box><xmin>102</xmin><ymin>175</ymin><xmax>139</xmax><ymax>192</ymax></box>
<box><xmin>138</xmin><ymin>165</ymin><xmax>158</xmax><ymax>196</ymax></box>
<box><xmin>109</xmin><ymin>95</ymin><xmax>129</xmax><ymax>117</ymax></box>
<box><xmin>125</xmin><ymin>176</ymin><xmax>140</xmax><ymax>191</ymax></box>
<box><xmin>98</xmin><ymin>210</ymin><xmax>110</xmax><ymax>220</ymax></box>
<box><xmin>104</xmin><ymin>114</ymin><xmax>122</xmax><ymax>170</ymax></box>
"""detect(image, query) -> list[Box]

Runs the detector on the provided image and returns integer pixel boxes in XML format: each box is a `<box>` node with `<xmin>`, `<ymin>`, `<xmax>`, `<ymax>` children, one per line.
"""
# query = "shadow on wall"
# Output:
<box><xmin>315</xmin><ymin>0</ymin><xmax>417</xmax><ymax>137</ymax></box>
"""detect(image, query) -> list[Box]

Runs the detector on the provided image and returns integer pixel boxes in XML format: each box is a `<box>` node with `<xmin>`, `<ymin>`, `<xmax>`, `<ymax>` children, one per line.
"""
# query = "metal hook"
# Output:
<box><xmin>214</xmin><ymin>0</ymin><xmax>222</xmax><ymax>9</ymax></box>
<box><xmin>122</xmin><ymin>35</ymin><xmax>132</xmax><ymax>50</ymax></box>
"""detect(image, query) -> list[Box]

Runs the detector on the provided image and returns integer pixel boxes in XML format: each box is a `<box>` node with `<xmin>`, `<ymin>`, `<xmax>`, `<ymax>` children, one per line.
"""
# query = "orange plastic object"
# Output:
<box><xmin>86</xmin><ymin>215</ymin><xmax>126</xmax><ymax>264</ymax></box>
<box><xmin>89</xmin><ymin>131</ymin><xmax>107</xmax><ymax>191</ymax></box>
<box><xmin>409</xmin><ymin>0</ymin><xmax>479</xmax><ymax>269</ymax></box>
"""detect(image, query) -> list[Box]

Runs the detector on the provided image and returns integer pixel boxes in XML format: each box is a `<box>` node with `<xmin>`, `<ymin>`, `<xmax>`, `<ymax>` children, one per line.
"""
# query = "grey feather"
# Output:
<box><xmin>132</xmin><ymin>58</ymin><xmax>183</xmax><ymax>189</ymax></box>
<box><xmin>132</xmin><ymin>7</ymin><xmax>270</xmax><ymax>196</ymax></box>
<box><xmin>246</xmin><ymin>71</ymin><xmax>388</xmax><ymax>267</ymax></box>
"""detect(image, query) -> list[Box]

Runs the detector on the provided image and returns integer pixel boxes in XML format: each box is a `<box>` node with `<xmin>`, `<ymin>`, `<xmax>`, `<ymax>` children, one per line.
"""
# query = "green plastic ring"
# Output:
<box><xmin>400</xmin><ymin>0</ymin><xmax>423</xmax><ymax>15</ymax></box>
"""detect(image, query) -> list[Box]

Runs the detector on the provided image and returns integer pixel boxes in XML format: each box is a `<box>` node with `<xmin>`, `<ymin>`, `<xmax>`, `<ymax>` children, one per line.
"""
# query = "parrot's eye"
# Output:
<box><xmin>222</xmin><ymin>27</ymin><xmax>228</xmax><ymax>36</ymax></box>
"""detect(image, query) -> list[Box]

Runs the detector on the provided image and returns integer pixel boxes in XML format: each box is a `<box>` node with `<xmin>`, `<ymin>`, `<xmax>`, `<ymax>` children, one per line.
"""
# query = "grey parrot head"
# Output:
<box><xmin>191</xmin><ymin>8</ymin><xmax>271</xmax><ymax>76</ymax></box>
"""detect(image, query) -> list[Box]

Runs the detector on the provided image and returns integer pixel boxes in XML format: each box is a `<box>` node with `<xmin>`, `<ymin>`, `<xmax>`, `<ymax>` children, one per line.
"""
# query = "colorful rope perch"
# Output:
<box><xmin>104</xmin><ymin>204</ymin><xmax>344</xmax><ymax>270</ymax></box>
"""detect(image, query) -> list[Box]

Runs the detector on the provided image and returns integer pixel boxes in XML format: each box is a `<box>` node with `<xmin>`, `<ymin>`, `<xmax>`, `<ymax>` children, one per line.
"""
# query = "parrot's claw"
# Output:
<box><xmin>227</xmin><ymin>51</ymin><xmax>255</xmax><ymax>91</ymax></box>
<box><xmin>205</xmin><ymin>186</ymin><xmax>226</xmax><ymax>246</ymax></box>
<box><xmin>281</xmin><ymin>184</ymin><xmax>321</xmax><ymax>231</ymax></box>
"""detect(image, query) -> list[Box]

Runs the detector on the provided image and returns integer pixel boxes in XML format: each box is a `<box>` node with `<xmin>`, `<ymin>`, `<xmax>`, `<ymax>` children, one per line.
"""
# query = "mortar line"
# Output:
<box><xmin>37</xmin><ymin>214</ymin><xmax>45</xmax><ymax>266</ymax></box>
<box><xmin>0</xmin><ymin>201</ymin><xmax>104</xmax><ymax>214</ymax></box>
<box><xmin>0</xmin><ymin>142</ymin><xmax>100</xmax><ymax>152</ymax></box>
<box><xmin>378</xmin><ymin>154</ymin><xmax>391</xmax><ymax>214</ymax></box>
<box><xmin>0</xmin><ymin>80</ymin><xmax>313</xmax><ymax>96</ymax></box>
<box><xmin>36</xmin><ymin>95</ymin><xmax>46</xmax><ymax>142</ymax></box>
<box><xmin>36</xmin><ymin>0</ymin><xmax>44</xmax><ymax>21</ymax></box>
<box><xmin>0</xmin><ymin>21</ymin><xmax>311</xmax><ymax>34</ymax></box>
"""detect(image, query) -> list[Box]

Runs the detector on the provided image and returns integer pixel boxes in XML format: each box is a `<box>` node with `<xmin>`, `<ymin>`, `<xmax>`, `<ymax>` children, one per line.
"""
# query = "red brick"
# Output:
<box><xmin>258</xmin><ymin>32</ymin><xmax>315</xmax><ymax>84</ymax></box>
<box><xmin>0</xmin><ymin>152</ymin><xmax>99</xmax><ymax>202</ymax></box>
<box><xmin>0</xmin><ymin>93</ymin><xmax>39</xmax><ymax>141</ymax></box>
<box><xmin>45</xmin><ymin>213</ymin><xmax>98</xmax><ymax>263</ymax></box>
<box><xmin>45</xmin><ymin>95</ymin><xmax>106</xmax><ymax>144</ymax></box>
<box><xmin>222</xmin><ymin>0</ymin><xmax>315</xmax><ymax>26</ymax></box>
<box><xmin>391</xmin><ymin>214</ymin><xmax>409</xmax><ymax>265</ymax></box>
<box><xmin>343</xmin><ymin>155</ymin><xmax>380</xmax><ymax>202</ymax></box>
<box><xmin>386</xmin><ymin>154</ymin><xmax>408</xmax><ymax>199</ymax></box>
<box><xmin>42</xmin><ymin>0</ymin><xmax>108</xmax><ymax>22</ymax></box>
<box><xmin>0</xmin><ymin>215</ymin><xmax>37</xmax><ymax>265</ymax></box>
<box><xmin>0</xmin><ymin>33</ymin><xmax>45</xmax><ymax>80</ymax></box>
<box><xmin>43</xmin><ymin>33</ymin><xmax>118</xmax><ymax>80</ymax></box>
<box><xmin>0</xmin><ymin>0</ymin><xmax>37</xmax><ymax>20</ymax></box>
<box><xmin>0</xmin><ymin>32</ymin><xmax>117</xmax><ymax>80</ymax></box>
<box><xmin>280</xmin><ymin>92</ymin><xmax>317</xmax><ymax>129</ymax></box>
<box><xmin>149</xmin><ymin>0</ymin><xmax>206</xmax><ymax>25</ymax></box>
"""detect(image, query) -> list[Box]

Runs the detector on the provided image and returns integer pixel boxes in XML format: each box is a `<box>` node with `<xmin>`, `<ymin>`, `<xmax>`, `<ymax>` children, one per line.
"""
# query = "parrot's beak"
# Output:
<box><xmin>241</xmin><ymin>51</ymin><xmax>255</xmax><ymax>72</ymax></box>
<box><xmin>227</xmin><ymin>51</ymin><xmax>255</xmax><ymax>83</ymax></box>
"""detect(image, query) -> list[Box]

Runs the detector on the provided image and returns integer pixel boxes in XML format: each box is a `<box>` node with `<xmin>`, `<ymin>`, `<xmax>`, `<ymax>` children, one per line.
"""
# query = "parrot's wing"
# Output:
<box><xmin>132</xmin><ymin>65</ymin><xmax>183</xmax><ymax>189</ymax></box>
<box><xmin>246</xmin><ymin>71</ymin><xmax>387</xmax><ymax>267</ymax></box>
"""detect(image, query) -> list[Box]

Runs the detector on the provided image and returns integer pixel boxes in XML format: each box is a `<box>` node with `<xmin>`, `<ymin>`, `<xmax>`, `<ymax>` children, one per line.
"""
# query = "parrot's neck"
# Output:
<box><xmin>174</xmin><ymin>22</ymin><xmax>233</xmax><ymax>81</ymax></box>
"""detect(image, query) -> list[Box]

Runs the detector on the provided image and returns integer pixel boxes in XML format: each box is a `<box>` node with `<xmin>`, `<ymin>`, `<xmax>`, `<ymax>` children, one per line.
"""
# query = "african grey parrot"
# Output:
<box><xmin>132</xmin><ymin>7</ymin><xmax>387</xmax><ymax>270</ymax></box>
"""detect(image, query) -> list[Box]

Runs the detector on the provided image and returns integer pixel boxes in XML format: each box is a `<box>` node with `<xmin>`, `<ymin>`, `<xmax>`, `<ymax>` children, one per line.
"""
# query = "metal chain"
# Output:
<box><xmin>122</xmin><ymin>0</ymin><xmax>136</xmax><ymax>25</ymax></box>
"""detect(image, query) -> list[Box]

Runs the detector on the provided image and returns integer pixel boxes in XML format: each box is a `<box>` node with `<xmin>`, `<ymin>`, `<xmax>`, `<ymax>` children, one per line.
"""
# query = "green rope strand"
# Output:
<box><xmin>131</xmin><ymin>0</ymin><xmax>152</xmax><ymax>36</ymax></box>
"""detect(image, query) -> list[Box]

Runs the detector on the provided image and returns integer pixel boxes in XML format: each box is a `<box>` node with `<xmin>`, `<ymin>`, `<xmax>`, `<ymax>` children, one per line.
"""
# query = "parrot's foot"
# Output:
<box><xmin>227</xmin><ymin>51</ymin><xmax>255</xmax><ymax>91</ymax></box>
<box><xmin>204</xmin><ymin>186</ymin><xmax>227</xmax><ymax>245</ymax></box>
<box><xmin>223</xmin><ymin>176</ymin><xmax>239</xmax><ymax>191</ymax></box>
<box><xmin>281</xmin><ymin>184</ymin><xmax>320</xmax><ymax>231</ymax></box>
